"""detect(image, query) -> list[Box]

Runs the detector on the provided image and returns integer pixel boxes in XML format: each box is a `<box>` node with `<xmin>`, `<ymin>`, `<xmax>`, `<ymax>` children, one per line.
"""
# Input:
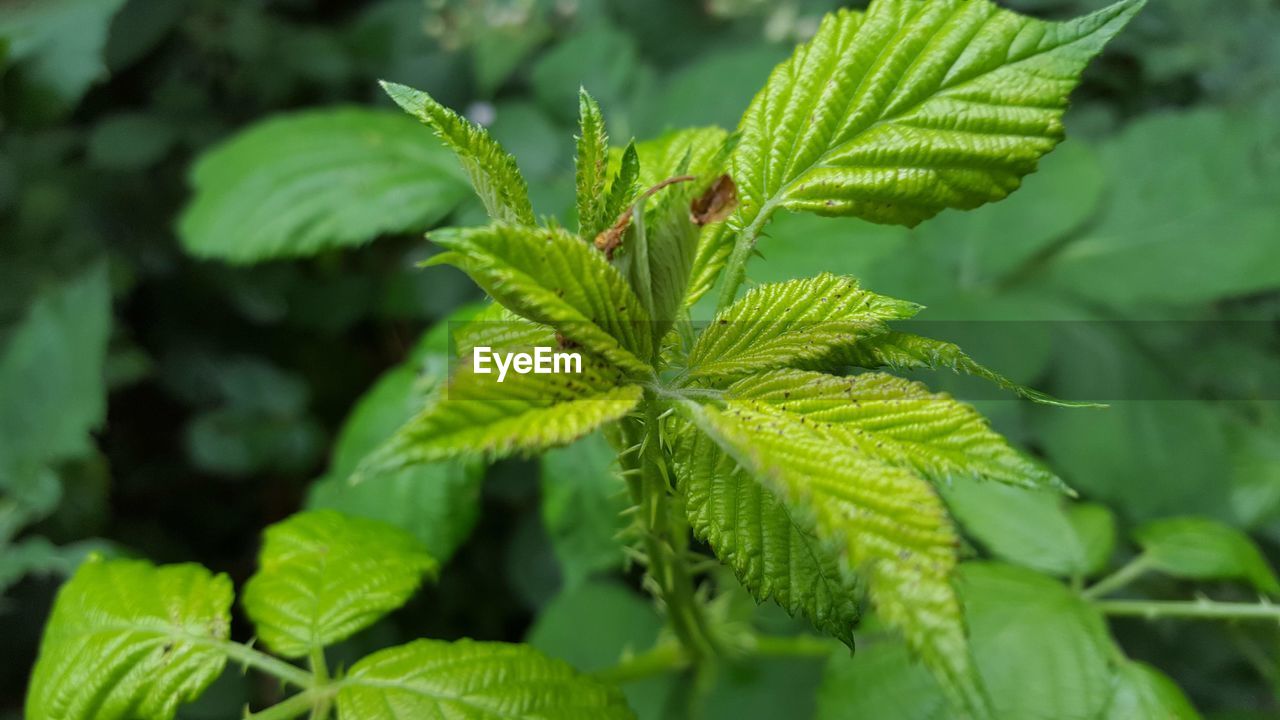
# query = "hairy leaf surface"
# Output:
<box><xmin>242</xmin><ymin>510</ymin><xmax>437</xmax><ymax>658</ymax></box>
<box><xmin>383</xmin><ymin>81</ymin><xmax>535</xmax><ymax>225</ymax></box>
<box><xmin>336</xmin><ymin>639</ymin><xmax>636</xmax><ymax>719</ymax></box>
<box><xmin>676</xmin><ymin>424</ymin><xmax>861</xmax><ymax>646</ymax></box>
<box><xmin>728</xmin><ymin>370</ymin><xmax>1063</xmax><ymax>492</ymax></box>
<box><xmin>179</xmin><ymin>109</ymin><xmax>469</xmax><ymax>261</ymax></box>
<box><xmin>576</xmin><ymin>90</ymin><xmax>612</xmax><ymax>239</ymax></box>
<box><xmin>360</xmin><ymin>358</ymin><xmax>642</xmax><ymax>475</ymax></box>
<box><xmin>428</xmin><ymin>224</ymin><xmax>654</xmax><ymax>373</ymax></box>
<box><xmin>678</xmin><ymin>397</ymin><xmax>988</xmax><ymax>716</ymax></box>
<box><xmin>686</xmin><ymin>274</ymin><xmax>918</xmax><ymax>383</ymax></box>
<box><xmin>26</xmin><ymin>558</ymin><xmax>232</xmax><ymax>720</ymax></box>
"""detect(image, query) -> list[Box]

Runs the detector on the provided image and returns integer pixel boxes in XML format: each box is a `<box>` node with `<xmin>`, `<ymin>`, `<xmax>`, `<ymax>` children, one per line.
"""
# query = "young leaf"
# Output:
<box><xmin>335</xmin><ymin>638</ymin><xmax>636</xmax><ymax>719</ymax></box>
<box><xmin>453</xmin><ymin>302</ymin><xmax>557</xmax><ymax>357</ymax></box>
<box><xmin>1134</xmin><ymin>517</ymin><xmax>1280</xmax><ymax>595</ymax></box>
<box><xmin>26</xmin><ymin>558</ymin><xmax>232</xmax><ymax>720</ymax></box>
<box><xmin>676</xmin><ymin>424</ymin><xmax>862</xmax><ymax>646</ymax></box>
<box><xmin>625</xmin><ymin>127</ymin><xmax>730</xmax><ymax>331</ymax></box>
<box><xmin>727</xmin><ymin>370</ymin><xmax>1065</xmax><ymax>492</ymax></box>
<box><xmin>427</xmin><ymin>223</ymin><xmax>655</xmax><ymax>373</ymax></box>
<box><xmin>834</xmin><ymin>330</ymin><xmax>1096</xmax><ymax>407</ymax></box>
<box><xmin>360</xmin><ymin>357</ymin><xmax>643</xmax><ymax>475</ymax></box>
<box><xmin>382</xmin><ymin>81</ymin><xmax>536</xmax><ymax>225</ymax></box>
<box><xmin>677</xmin><ymin>398</ymin><xmax>990</xmax><ymax>717</ymax></box>
<box><xmin>241</xmin><ymin>510</ymin><xmax>437</xmax><ymax>658</ymax></box>
<box><xmin>714</xmin><ymin>0</ymin><xmax>1144</xmax><ymax>303</ymax></box>
<box><xmin>685</xmin><ymin>274</ymin><xmax>919</xmax><ymax>383</ymax></box>
<box><xmin>576</xmin><ymin>89</ymin><xmax>611</xmax><ymax>239</ymax></box>
<box><xmin>179</xmin><ymin>109</ymin><xmax>470</xmax><ymax>262</ymax></box>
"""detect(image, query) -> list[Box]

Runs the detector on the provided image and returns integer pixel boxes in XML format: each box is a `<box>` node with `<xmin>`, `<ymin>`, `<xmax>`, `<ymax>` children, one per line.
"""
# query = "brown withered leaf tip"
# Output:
<box><xmin>689</xmin><ymin>174</ymin><xmax>737</xmax><ymax>226</ymax></box>
<box><xmin>593</xmin><ymin>174</ymin><xmax>697</xmax><ymax>261</ymax></box>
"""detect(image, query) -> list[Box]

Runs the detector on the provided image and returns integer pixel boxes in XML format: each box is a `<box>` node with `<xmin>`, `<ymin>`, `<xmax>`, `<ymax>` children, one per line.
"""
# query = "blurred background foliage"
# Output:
<box><xmin>1</xmin><ymin>0</ymin><xmax>1279</xmax><ymax>717</ymax></box>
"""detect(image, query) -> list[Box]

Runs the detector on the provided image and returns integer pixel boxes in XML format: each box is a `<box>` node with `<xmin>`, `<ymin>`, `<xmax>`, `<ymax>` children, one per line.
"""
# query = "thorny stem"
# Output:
<box><xmin>1094</xmin><ymin>598</ymin><xmax>1280</xmax><ymax>622</ymax></box>
<box><xmin>621</xmin><ymin>393</ymin><xmax>721</xmax><ymax>665</ymax></box>
<box><xmin>1081</xmin><ymin>554</ymin><xmax>1153</xmax><ymax>599</ymax></box>
<box><xmin>209</xmin><ymin>639</ymin><xmax>315</xmax><ymax>689</ymax></box>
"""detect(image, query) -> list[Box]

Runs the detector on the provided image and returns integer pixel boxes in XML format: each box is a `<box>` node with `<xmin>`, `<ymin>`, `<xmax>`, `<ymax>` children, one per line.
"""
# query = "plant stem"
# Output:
<box><xmin>206</xmin><ymin>639</ymin><xmax>314</xmax><ymax>689</ymax></box>
<box><xmin>308</xmin><ymin>648</ymin><xmax>332</xmax><ymax>720</ymax></box>
<box><xmin>715</xmin><ymin>208</ymin><xmax>774</xmax><ymax>312</ymax></box>
<box><xmin>244</xmin><ymin>691</ymin><xmax>322</xmax><ymax>720</ymax></box>
<box><xmin>622</xmin><ymin>395</ymin><xmax>720</xmax><ymax>664</ymax></box>
<box><xmin>595</xmin><ymin>634</ymin><xmax>836</xmax><ymax>685</ymax></box>
<box><xmin>1096</xmin><ymin>598</ymin><xmax>1280</xmax><ymax>622</ymax></box>
<box><xmin>1081</xmin><ymin>555</ymin><xmax>1153</xmax><ymax>599</ymax></box>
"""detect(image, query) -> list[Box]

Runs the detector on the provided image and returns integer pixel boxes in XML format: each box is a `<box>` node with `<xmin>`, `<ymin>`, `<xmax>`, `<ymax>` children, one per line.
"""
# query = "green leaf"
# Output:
<box><xmin>1069</xmin><ymin>503</ymin><xmax>1117</xmax><ymax>578</ymax></box>
<box><xmin>1102</xmin><ymin>661</ymin><xmax>1201</xmax><ymax>720</ymax></box>
<box><xmin>26</xmin><ymin>558</ymin><xmax>232</xmax><ymax>720</ymax></box>
<box><xmin>453</xmin><ymin>302</ymin><xmax>557</xmax><ymax>357</ymax></box>
<box><xmin>382</xmin><ymin>81</ymin><xmax>536</xmax><ymax>225</ymax></box>
<box><xmin>576</xmin><ymin>89</ymin><xmax>611</xmax><ymax>239</ymax></box>
<box><xmin>307</xmin><ymin>355</ymin><xmax>482</xmax><ymax>563</ymax></box>
<box><xmin>179</xmin><ymin>108</ymin><xmax>469</xmax><ymax>262</ymax></box>
<box><xmin>678</xmin><ymin>396</ymin><xmax>989</xmax><ymax>717</ymax></box>
<box><xmin>837</xmin><ymin>330</ymin><xmax>1094</xmax><ymax>407</ymax></box>
<box><xmin>1046</xmin><ymin>107</ymin><xmax>1280</xmax><ymax>308</ymax></box>
<box><xmin>541</xmin><ymin>432</ymin><xmax>629</xmax><ymax>586</ymax></box>
<box><xmin>685</xmin><ymin>274</ymin><xmax>919</xmax><ymax>383</ymax></box>
<box><xmin>0</xmin><ymin>0</ymin><xmax>128</xmax><ymax>107</ymax></box>
<box><xmin>242</xmin><ymin>510</ymin><xmax>437</xmax><ymax>658</ymax></box>
<box><xmin>361</xmin><ymin>357</ymin><xmax>643</xmax><ymax>475</ymax></box>
<box><xmin>676</xmin><ymin>423</ymin><xmax>862</xmax><ymax>647</ymax></box>
<box><xmin>942</xmin><ymin>477</ymin><xmax>1087</xmax><ymax>577</ymax></box>
<box><xmin>427</xmin><ymin>223</ymin><xmax>655</xmax><ymax>372</ymax></box>
<box><xmin>1134</xmin><ymin>517</ymin><xmax>1280</xmax><ymax>595</ymax></box>
<box><xmin>714</xmin><ymin>0</ymin><xmax>1143</xmax><ymax>298</ymax></box>
<box><xmin>817</xmin><ymin>562</ymin><xmax>1116</xmax><ymax>720</ymax></box>
<box><xmin>336</xmin><ymin>638</ymin><xmax>636</xmax><ymax>719</ymax></box>
<box><xmin>728</xmin><ymin>370</ymin><xmax>1063</xmax><ymax>492</ymax></box>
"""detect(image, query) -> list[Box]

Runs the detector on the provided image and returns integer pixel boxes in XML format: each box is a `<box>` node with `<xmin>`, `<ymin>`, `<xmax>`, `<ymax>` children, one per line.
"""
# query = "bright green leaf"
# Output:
<box><xmin>676</xmin><ymin>423</ymin><xmax>861</xmax><ymax>647</ymax></box>
<box><xmin>729</xmin><ymin>370</ymin><xmax>1064</xmax><ymax>492</ymax></box>
<box><xmin>26</xmin><ymin>558</ymin><xmax>232</xmax><ymax>720</ymax></box>
<box><xmin>1134</xmin><ymin>517</ymin><xmax>1280</xmax><ymax>595</ymax></box>
<box><xmin>179</xmin><ymin>109</ymin><xmax>469</xmax><ymax>262</ymax></box>
<box><xmin>427</xmin><ymin>223</ymin><xmax>654</xmax><ymax>372</ymax></box>
<box><xmin>336</xmin><ymin>638</ymin><xmax>636</xmax><ymax>719</ymax></box>
<box><xmin>382</xmin><ymin>81</ymin><xmax>536</xmax><ymax>225</ymax></box>
<box><xmin>678</xmin><ymin>396</ymin><xmax>988</xmax><ymax>717</ymax></box>
<box><xmin>686</xmin><ymin>274</ymin><xmax>919</xmax><ymax>383</ymax></box>
<box><xmin>714</xmin><ymin>0</ymin><xmax>1143</xmax><ymax>298</ymax></box>
<box><xmin>360</xmin><ymin>357</ymin><xmax>643</xmax><ymax>475</ymax></box>
<box><xmin>242</xmin><ymin>510</ymin><xmax>437</xmax><ymax>658</ymax></box>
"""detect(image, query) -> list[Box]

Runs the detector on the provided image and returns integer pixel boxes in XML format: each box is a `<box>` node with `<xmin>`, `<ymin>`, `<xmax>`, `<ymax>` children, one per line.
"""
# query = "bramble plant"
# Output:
<box><xmin>33</xmin><ymin>0</ymin><xmax>1280</xmax><ymax>718</ymax></box>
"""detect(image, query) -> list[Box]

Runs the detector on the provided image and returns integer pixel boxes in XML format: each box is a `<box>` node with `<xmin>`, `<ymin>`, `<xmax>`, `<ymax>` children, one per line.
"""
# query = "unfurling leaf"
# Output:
<box><xmin>685</xmin><ymin>273</ymin><xmax>919</xmax><ymax>383</ymax></box>
<box><xmin>336</xmin><ymin>639</ymin><xmax>636</xmax><ymax>719</ymax></box>
<box><xmin>382</xmin><ymin>81</ymin><xmax>536</xmax><ymax>225</ymax></box>
<box><xmin>576</xmin><ymin>89</ymin><xmax>612</xmax><ymax>239</ymax></box>
<box><xmin>242</xmin><ymin>510</ymin><xmax>437</xmax><ymax>658</ymax></box>
<box><xmin>26</xmin><ymin>558</ymin><xmax>232</xmax><ymax>720</ymax></box>
<box><xmin>427</xmin><ymin>223</ymin><xmax>655</xmax><ymax>373</ymax></box>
